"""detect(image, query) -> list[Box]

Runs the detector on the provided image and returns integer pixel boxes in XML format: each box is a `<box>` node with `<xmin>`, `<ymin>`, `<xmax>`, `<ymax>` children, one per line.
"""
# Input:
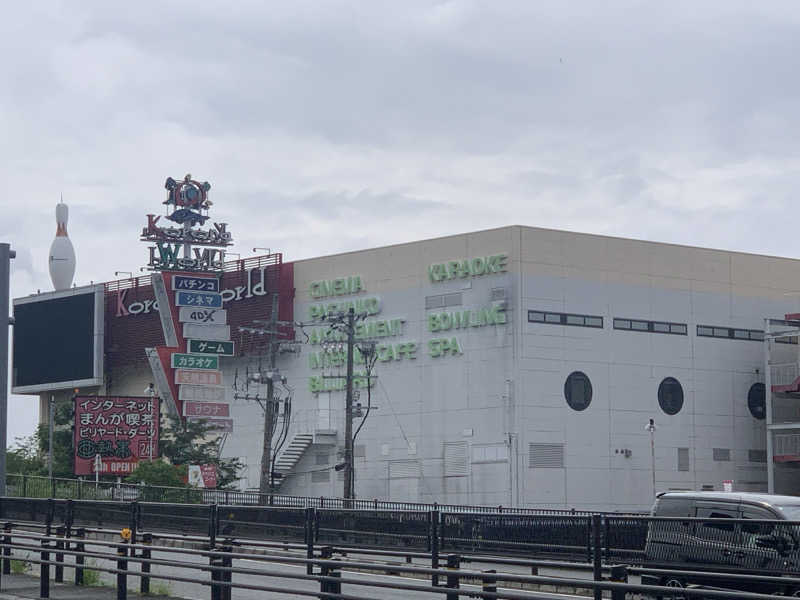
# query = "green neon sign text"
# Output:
<box><xmin>309</xmin><ymin>370</ymin><xmax>371</xmax><ymax>394</ymax></box>
<box><xmin>428</xmin><ymin>253</ymin><xmax>508</xmax><ymax>283</ymax></box>
<box><xmin>308</xmin><ymin>318</ymin><xmax>404</xmax><ymax>345</ymax></box>
<box><xmin>428</xmin><ymin>305</ymin><xmax>506</xmax><ymax>332</ymax></box>
<box><xmin>308</xmin><ymin>297</ymin><xmax>381</xmax><ymax>320</ymax></box>
<box><xmin>310</xmin><ymin>275</ymin><xmax>363</xmax><ymax>299</ymax></box>
<box><xmin>308</xmin><ymin>341</ymin><xmax>417</xmax><ymax>370</ymax></box>
<box><xmin>429</xmin><ymin>337</ymin><xmax>462</xmax><ymax>357</ymax></box>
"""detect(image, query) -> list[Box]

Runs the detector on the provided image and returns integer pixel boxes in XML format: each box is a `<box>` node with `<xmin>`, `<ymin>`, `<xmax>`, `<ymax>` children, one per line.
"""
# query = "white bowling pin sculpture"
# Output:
<box><xmin>49</xmin><ymin>200</ymin><xmax>76</xmax><ymax>291</ymax></box>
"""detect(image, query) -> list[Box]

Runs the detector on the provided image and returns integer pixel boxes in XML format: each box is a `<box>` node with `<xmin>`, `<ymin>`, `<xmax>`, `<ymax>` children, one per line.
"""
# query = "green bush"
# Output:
<box><xmin>82</xmin><ymin>560</ymin><xmax>102</xmax><ymax>586</ymax></box>
<box><xmin>10</xmin><ymin>559</ymin><xmax>29</xmax><ymax>574</ymax></box>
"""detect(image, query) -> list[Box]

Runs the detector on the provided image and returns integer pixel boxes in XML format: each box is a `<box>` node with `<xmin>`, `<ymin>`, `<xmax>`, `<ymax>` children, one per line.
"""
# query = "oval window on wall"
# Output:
<box><xmin>564</xmin><ymin>371</ymin><xmax>592</xmax><ymax>411</ymax></box>
<box><xmin>658</xmin><ymin>377</ymin><xmax>684</xmax><ymax>415</ymax></box>
<box><xmin>748</xmin><ymin>383</ymin><xmax>766</xmax><ymax>420</ymax></box>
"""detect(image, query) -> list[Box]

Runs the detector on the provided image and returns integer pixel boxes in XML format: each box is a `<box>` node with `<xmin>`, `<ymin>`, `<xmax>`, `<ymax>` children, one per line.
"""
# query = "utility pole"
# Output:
<box><xmin>49</xmin><ymin>395</ymin><xmax>55</xmax><ymax>481</ymax></box>
<box><xmin>258</xmin><ymin>293</ymin><xmax>279</xmax><ymax>496</ymax></box>
<box><xmin>343</xmin><ymin>308</ymin><xmax>355</xmax><ymax>500</ymax></box>
<box><xmin>0</xmin><ymin>243</ymin><xmax>14</xmax><ymax>496</ymax></box>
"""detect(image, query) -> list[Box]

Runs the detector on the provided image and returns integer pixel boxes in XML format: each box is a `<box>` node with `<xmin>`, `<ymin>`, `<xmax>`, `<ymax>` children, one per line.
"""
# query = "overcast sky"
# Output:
<box><xmin>2</xmin><ymin>1</ymin><xmax>799</xmax><ymax>444</ymax></box>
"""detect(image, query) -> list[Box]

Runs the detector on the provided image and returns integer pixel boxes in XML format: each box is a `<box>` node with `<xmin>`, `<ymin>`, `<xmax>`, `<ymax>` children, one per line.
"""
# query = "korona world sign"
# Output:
<box><xmin>114</xmin><ymin>265</ymin><xmax>273</xmax><ymax>317</ymax></box>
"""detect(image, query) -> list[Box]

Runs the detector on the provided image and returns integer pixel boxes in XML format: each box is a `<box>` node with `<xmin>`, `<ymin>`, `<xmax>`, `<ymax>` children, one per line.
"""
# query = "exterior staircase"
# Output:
<box><xmin>273</xmin><ymin>433</ymin><xmax>314</xmax><ymax>482</ymax></box>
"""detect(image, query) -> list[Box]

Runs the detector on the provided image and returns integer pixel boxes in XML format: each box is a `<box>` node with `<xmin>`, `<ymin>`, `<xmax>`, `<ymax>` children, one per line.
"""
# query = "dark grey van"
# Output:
<box><xmin>642</xmin><ymin>491</ymin><xmax>800</xmax><ymax>597</ymax></box>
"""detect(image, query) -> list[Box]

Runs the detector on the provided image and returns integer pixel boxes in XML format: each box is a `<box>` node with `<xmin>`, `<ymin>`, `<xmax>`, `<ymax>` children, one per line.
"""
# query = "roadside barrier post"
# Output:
<box><xmin>430</xmin><ymin>510</ymin><xmax>440</xmax><ymax>587</ymax></box>
<box><xmin>54</xmin><ymin>525</ymin><xmax>64</xmax><ymax>583</ymax></box>
<box><xmin>2</xmin><ymin>522</ymin><xmax>12</xmax><ymax>575</ymax></box>
<box><xmin>609</xmin><ymin>565</ymin><xmax>628</xmax><ymax>600</ymax></box>
<box><xmin>592</xmin><ymin>514</ymin><xmax>602</xmax><ymax>600</ymax></box>
<box><xmin>221</xmin><ymin>539</ymin><xmax>233</xmax><ymax>600</ymax></box>
<box><xmin>210</xmin><ymin>549</ymin><xmax>223</xmax><ymax>600</ymax></box>
<box><xmin>39</xmin><ymin>535</ymin><xmax>50</xmax><ymax>599</ymax></box>
<box><xmin>118</xmin><ymin>528</ymin><xmax>131</xmax><ymax>600</ymax></box>
<box><xmin>305</xmin><ymin>507</ymin><xmax>315</xmax><ymax>575</ymax></box>
<box><xmin>74</xmin><ymin>528</ymin><xmax>86</xmax><ymax>585</ymax></box>
<box><xmin>208</xmin><ymin>504</ymin><xmax>218</xmax><ymax>548</ymax></box>
<box><xmin>445</xmin><ymin>554</ymin><xmax>460</xmax><ymax>600</ymax></box>
<box><xmin>481</xmin><ymin>569</ymin><xmax>497</xmax><ymax>600</ymax></box>
<box><xmin>319</xmin><ymin>547</ymin><xmax>341</xmax><ymax>595</ymax></box>
<box><xmin>139</xmin><ymin>533</ymin><xmax>152</xmax><ymax>595</ymax></box>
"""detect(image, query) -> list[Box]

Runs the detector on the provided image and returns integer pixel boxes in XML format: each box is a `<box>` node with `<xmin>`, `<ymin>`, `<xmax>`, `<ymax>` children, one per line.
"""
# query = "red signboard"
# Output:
<box><xmin>183</xmin><ymin>401</ymin><xmax>230</xmax><ymax>417</ymax></box>
<box><xmin>175</xmin><ymin>369</ymin><xmax>223</xmax><ymax>385</ymax></box>
<box><xmin>74</xmin><ymin>395</ymin><xmax>160</xmax><ymax>476</ymax></box>
<box><xmin>188</xmin><ymin>464</ymin><xmax>218</xmax><ymax>488</ymax></box>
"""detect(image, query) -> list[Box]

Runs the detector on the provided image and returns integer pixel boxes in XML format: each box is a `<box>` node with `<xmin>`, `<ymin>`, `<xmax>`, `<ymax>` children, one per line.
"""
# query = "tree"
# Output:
<box><xmin>123</xmin><ymin>460</ymin><xmax>186</xmax><ymax>487</ymax></box>
<box><xmin>36</xmin><ymin>400</ymin><xmax>75</xmax><ymax>478</ymax></box>
<box><xmin>158</xmin><ymin>416</ymin><xmax>243</xmax><ymax>489</ymax></box>
<box><xmin>6</xmin><ymin>435</ymin><xmax>46</xmax><ymax>475</ymax></box>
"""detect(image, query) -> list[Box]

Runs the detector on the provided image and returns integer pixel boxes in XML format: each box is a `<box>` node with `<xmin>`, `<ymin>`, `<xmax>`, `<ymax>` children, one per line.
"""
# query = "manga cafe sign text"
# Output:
<box><xmin>115</xmin><ymin>266</ymin><xmax>271</xmax><ymax>317</ymax></box>
<box><xmin>74</xmin><ymin>396</ymin><xmax>160</xmax><ymax>476</ymax></box>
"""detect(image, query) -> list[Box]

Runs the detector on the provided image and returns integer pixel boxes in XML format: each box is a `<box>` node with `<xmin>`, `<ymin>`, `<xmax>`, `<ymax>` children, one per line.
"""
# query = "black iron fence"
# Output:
<box><xmin>6</xmin><ymin>473</ymin><xmax>602</xmax><ymax>514</ymax></box>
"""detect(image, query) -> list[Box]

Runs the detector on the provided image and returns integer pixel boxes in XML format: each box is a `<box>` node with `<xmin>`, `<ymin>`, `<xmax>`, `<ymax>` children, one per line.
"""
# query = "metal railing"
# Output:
<box><xmin>771</xmin><ymin>362</ymin><xmax>799</xmax><ymax>387</ymax></box>
<box><xmin>4</xmin><ymin>497</ymin><xmax>800</xmax><ymax>581</ymax></box>
<box><xmin>103</xmin><ymin>253</ymin><xmax>283</xmax><ymax>293</ymax></box>
<box><xmin>6</xmin><ymin>474</ymin><xmax>609</xmax><ymax>515</ymax></box>
<box><xmin>0</xmin><ymin>518</ymin><xmax>795</xmax><ymax>599</ymax></box>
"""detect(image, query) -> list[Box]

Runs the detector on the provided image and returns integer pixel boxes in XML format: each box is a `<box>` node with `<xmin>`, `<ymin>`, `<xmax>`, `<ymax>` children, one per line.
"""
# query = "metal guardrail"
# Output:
<box><xmin>0</xmin><ymin>523</ymin><xmax>795</xmax><ymax>599</ymax></box>
<box><xmin>4</xmin><ymin>496</ymin><xmax>800</xmax><ymax>596</ymax></box>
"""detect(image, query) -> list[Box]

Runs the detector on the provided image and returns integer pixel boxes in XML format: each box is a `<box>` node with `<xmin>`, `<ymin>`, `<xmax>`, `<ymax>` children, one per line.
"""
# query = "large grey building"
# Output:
<box><xmin>29</xmin><ymin>225</ymin><xmax>800</xmax><ymax>511</ymax></box>
<box><xmin>229</xmin><ymin>224</ymin><xmax>793</xmax><ymax>512</ymax></box>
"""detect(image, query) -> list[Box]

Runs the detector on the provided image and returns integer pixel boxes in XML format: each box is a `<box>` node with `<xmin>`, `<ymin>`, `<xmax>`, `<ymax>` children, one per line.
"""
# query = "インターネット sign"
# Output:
<box><xmin>73</xmin><ymin>395</ymin><xmax>160</xmax><ymax>476</ymax></box>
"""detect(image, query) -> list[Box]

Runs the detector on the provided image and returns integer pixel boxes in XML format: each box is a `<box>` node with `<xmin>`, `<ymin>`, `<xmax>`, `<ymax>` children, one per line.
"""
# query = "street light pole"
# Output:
<box><xmin>646</xmin><ymin>418</ymin><xmax>657</xmax><ymax>498</ymax></box>
<box><xmin>49</xmin><ymin>395</ymin><xmax>55</xmax><ymax>481</ymax></box>
<box><xmin>0</xmin><ymin>243</ymin><xmax>15</xmax><ymax>497</ymax></box>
